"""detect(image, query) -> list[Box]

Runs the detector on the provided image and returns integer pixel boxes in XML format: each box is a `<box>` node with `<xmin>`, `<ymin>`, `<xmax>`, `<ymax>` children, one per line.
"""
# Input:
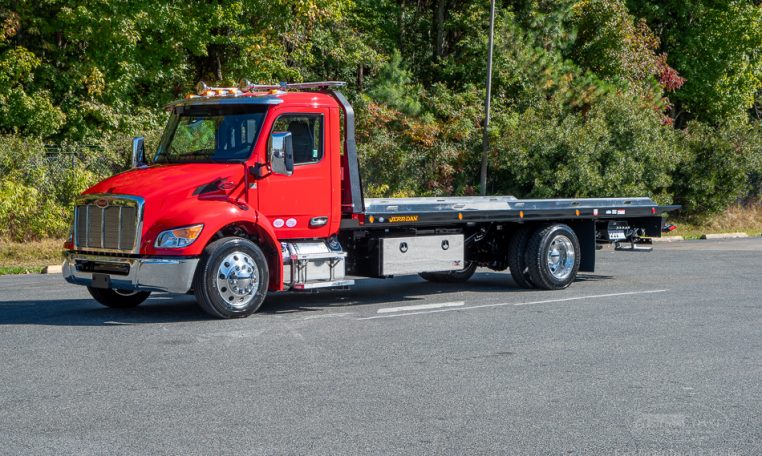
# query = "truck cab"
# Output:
<box><xmin>63</xmin><ymin>81</ymin><xmax>678</xmax><ymax>318</ymax></box>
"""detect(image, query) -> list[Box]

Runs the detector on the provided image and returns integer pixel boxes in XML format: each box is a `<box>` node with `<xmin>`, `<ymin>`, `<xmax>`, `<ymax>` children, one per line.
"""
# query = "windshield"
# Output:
<box><xmin>154</xmin><ymin>106</ymin><xmax>267</xmax><ymax>163</ymax></box>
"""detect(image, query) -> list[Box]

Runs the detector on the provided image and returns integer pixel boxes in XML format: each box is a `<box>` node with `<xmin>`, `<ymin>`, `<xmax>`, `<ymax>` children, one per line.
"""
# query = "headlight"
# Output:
<box><xmin>155</xmin><ymin>224</ymin><xmax>204</xmax><ymax>248</ymax></box>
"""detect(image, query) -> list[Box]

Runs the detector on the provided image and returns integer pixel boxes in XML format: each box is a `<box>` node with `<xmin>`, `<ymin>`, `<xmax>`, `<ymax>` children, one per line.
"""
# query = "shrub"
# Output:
<box><xmin>671</xmin><ymin>122</ymin><xmax>760</xmax><ymax>220</ymax></box>
<box><xmin>0</xmin><ymin>133</ymin><xmax>138</xmax><ymax>240</ymax></box>
<box><xmin>491</xmin><ymin>92</ymin><xmax>680</xmax><ymax>203</ymax></box>
<box><xmin>0</xmin><ymin>180</ymin><xmax>68</xmax><ymax>241</ymax></box>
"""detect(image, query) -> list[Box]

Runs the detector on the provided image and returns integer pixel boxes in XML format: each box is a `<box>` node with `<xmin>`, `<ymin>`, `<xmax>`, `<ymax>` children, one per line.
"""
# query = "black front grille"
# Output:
<box><xmin>74</xmin><ymin>197</ymin><xmax>140</xmax><ymax>252</ymax></box>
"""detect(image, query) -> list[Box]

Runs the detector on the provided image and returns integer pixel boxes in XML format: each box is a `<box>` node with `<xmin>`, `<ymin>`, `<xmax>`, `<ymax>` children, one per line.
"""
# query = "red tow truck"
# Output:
<box><xmin>63</xmin><ymin>81</ymin><xmax>679</xmax><ymax>318</ymax></box>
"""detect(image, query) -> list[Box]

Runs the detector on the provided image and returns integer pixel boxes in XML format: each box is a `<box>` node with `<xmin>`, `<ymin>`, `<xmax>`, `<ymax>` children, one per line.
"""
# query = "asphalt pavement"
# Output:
<box><xmin>1</xmin><ymin>238</ymin><xmax>761</xmax><ymax>455</ymax></box>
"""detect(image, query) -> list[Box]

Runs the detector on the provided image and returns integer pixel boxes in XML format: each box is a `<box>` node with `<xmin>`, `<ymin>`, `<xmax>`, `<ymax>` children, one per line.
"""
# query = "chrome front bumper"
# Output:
<box><xmin>63</xmin><ymin>252</ymin><xmax>199</xmax><ymax>294</ymax></box>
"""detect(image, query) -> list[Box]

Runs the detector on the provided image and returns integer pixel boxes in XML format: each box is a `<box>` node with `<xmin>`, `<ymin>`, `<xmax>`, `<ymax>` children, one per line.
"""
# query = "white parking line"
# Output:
<box><xmin>377</xmin><ymin>301</ymin><xmax>465</xmax><ymax>314</ymax></box>
<box><xmin>302</xmin><ymin>312</ymin><xmax>356</xmax><ymax>320</ymax></box>
<box><xmin>357</xmin><ymin>290</ymin><xmax>668</xmax><ymax>320</ymax></box>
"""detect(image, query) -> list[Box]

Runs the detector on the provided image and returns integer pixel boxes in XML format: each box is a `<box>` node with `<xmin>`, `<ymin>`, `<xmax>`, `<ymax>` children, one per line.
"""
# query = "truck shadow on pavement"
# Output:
<box><xmin>0</xmin><ymin>295</ymin><xmax>209</xmax><ymax>326</ymax></box>
<box><xmin>257</xmin><ymin>272</ymin><xmax>615</xmax><ymax>315</ymax></box>
<box><xmin>0</xmin><ymin>272</ymin><xmax>615</xmax><ymax>325</ymax></box>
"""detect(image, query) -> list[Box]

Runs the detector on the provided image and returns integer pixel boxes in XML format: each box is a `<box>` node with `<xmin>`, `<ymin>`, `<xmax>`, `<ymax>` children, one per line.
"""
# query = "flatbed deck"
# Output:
<box><xmin>359</xmin><ymin>196</ymin><xmax>678</xmax><ymax>227</ymax></box>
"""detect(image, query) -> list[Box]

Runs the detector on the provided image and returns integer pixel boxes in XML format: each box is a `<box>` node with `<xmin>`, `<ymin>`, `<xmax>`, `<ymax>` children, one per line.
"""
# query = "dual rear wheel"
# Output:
<box><xmin>510</xmin><ymin>223</ymin><xmax>581</xmax><ymax>290</ymax></box>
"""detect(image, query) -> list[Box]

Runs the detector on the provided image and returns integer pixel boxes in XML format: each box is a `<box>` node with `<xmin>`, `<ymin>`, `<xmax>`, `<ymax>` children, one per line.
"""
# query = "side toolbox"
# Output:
<box><xmin>364</xmin><ymin>234</ymin><xmax>465</xmax><ymax>277</ymax></box>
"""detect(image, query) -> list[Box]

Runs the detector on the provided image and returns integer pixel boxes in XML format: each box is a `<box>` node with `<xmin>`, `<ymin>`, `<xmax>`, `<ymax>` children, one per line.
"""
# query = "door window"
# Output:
<box><xmin>270</xmin><ymin>114</ymin><xmax>323</xmax><ymax>165</ymax></box>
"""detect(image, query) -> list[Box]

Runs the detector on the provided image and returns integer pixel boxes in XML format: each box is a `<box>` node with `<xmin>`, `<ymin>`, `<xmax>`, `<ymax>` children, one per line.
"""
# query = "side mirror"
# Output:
<box><xmin>131</xmin><ymin>136</ymin><xmax>146</xmax><ymax>168</ymax></box>
<box><xmin>269</xmin><ymin>131</ymin><xmax>294</xmax><ymax>176</ymax></box>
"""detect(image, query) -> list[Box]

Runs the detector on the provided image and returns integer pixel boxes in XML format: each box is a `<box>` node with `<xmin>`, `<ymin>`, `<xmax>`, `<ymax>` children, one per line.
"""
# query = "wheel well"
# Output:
<box><xmin>207</xmin><ymin>222</ymin><xmax>281</xmax><ymax>289</ymax></box>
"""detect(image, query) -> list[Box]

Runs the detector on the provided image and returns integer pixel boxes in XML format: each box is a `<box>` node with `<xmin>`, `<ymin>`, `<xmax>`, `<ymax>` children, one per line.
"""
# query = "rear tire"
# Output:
<box><xmin>508</xmin><ymin>225</ymin><xmax>536</xmax><ymax>289</ymax></box>
<box><xmin>525</xmin><ymin>224</ymin><xmax>580</xmax><ymax>290</ymax></box>
<box><xmin>194</xmin><ymin>237</ymin><xmax>269</xmax><ymax>319</ymax></box>
<box><xmin>88</xmin><ymin>287</ymin><xmax>151</xmax><ymax>308</ymax></box>
<box><xmin>419</xmin><ymin>261</ymin><xmax>477</xmax><ymax>283</ymax></box>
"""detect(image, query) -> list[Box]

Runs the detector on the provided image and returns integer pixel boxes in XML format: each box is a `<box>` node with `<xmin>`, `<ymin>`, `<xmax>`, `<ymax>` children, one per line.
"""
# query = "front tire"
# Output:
<box><xmin>525</xmin><ymin>224</ymin><xmax>581</xmax><ymax>290</ymax></box>
<box><xmin>419</xmin><ymin>261</ymin><xmax>477</xmax><ymax>283</ymax></box>
<box><xmin>88</xmin><ymin>287</ymin><xmax>151</xmax><ymax>308</ymax></box>
<box><xmin>194</xmin><ymin>237</ymin><xmax>269</xmax><ymax>319</ymax></box>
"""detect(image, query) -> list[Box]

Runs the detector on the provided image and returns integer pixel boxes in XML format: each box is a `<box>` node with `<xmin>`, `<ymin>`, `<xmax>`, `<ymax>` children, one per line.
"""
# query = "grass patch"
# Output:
<box><xmin>0</xmin><ymin>238</ymin><xmax>65</xmax><ymax>275</ymax></box>
<box><xmin>668</xmin><ymin>204</ymin><xmax>762</xmax><ymax>239</ymax></box>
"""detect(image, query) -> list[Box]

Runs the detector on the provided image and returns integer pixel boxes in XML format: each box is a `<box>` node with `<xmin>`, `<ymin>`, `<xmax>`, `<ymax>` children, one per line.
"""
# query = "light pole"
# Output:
<box><xmin>480</xmin><ymin>0</ymin><xmax>496</xmax><ymax>196</ymax></box>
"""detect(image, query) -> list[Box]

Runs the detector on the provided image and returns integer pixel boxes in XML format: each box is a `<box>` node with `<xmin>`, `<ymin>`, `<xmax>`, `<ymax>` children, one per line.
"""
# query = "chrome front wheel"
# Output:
<box><xmin>194</xmin><ymin>237</ymin><xmax>269</xmax><ymax>319</ymax></box>
<box><xmin>215</xmin><ymin>251</ymin><xmax>260</xmax><ymax>310</ymax></box>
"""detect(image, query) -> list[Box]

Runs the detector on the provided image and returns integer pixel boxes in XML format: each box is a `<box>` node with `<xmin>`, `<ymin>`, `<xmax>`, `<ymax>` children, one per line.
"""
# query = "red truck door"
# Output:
<box><xmin>256</xmin><ymin>108</ymin><xmax>333</xmax><ymax>239</ymax></box>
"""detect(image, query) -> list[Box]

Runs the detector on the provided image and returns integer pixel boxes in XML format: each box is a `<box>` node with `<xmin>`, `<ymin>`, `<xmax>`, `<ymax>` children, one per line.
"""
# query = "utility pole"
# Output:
<box><xmin>480</xmin><ymin>0</ymin><xmax>496</xmax><ymax>196</ymax></box>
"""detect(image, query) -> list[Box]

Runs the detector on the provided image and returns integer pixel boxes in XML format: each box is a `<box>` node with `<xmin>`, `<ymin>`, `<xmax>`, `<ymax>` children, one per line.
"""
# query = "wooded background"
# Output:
<box><xmin>1</xmin><ymin>0</ymin><xmax>761</xmax><ymax>240</ymax></box>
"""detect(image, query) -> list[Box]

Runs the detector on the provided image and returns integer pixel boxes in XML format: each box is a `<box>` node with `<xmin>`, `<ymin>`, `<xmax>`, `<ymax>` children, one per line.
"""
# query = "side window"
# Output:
<box><xmin>271</xmin><ymin>114</ymin><xmax>323</xmax><ymax>165</ymax></box>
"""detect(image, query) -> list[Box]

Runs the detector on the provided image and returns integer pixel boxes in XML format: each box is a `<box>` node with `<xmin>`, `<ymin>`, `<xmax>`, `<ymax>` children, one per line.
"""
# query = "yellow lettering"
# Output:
<box><xmin>388</xmin><ymin>215</ymin><xmax>419</xmax><ymax>223</ymax></box>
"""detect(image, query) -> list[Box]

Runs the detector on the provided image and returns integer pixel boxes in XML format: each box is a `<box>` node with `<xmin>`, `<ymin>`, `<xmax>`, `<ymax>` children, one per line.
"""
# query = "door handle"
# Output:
<box><xmin>309</xmin><ymin>216</ymin><xmax>328</xmax><ymax>227</ymax></box>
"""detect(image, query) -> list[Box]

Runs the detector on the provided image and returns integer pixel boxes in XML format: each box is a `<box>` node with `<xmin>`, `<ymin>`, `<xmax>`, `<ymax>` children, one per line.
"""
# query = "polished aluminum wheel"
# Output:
<box><xmin>215</xmin><ymin>251</ymin><xmax>259</xmax><ymax>309</ymax></box>
<box><xmin>546</xmin><ymin>234</ymin><xmax>575</xmax><ymax>280</ymax></box>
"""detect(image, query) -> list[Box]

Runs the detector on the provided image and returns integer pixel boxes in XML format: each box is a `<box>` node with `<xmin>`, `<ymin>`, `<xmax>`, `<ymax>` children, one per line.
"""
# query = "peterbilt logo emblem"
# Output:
<box><xmin>94</xmin><ymin>198</ymin><xmax>109</xmax><ymax>208</ymax></box>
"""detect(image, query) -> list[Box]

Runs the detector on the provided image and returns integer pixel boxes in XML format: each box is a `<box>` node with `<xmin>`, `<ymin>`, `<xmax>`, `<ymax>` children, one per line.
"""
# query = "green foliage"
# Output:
<box><xmin>628</xmin><ymin>1</ymin><xmax>762</xmax><ymax>125</ymax></box>
<box><xmin>0</xmin><ymin>135</ymin><xmax>119</xmax><ymax>240</ymax></box>
<box><xmin>357</xmin><ymin>83</ymin><xmax>483</xmax><ymax>197</ymax></box>
<box><xmin>491</xmin><ymin>92</ymin><xmax>679</xmax><ymax>202</ymax></box>
<box><xmin>671</xmin><ymin>122</ymin><xmax>760</xmax><ymax>219</ymax></box>
<box><xmin>572</xmin><ymin>0</ymin><xmax>659</xmax><ymax>85</ymax></box>
<box><xmin>367</xmin><ymin>51</ymin><xmax>422</xmax><ymax>116</ymax></box>
<box><xmin>0</xmin><ymin>180</ymin><xmax>68</xmax><ymax>241</ymax></box>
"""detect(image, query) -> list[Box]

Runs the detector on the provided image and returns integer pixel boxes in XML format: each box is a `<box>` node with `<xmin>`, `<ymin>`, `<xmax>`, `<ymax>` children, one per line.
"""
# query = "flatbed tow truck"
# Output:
<box><xmin>63</xmin><ymin>81</ymin><xmax>679</xmax><ymax>318</ymax></box>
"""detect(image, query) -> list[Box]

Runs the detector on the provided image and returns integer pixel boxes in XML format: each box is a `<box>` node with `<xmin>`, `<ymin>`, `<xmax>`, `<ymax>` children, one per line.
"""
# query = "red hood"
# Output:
<box><xmin>83</xmin><ymin>163</ymin><xmax>251</xmax><ymax>255</ymax></box>
<box><xmin>85</xmin><ymin>163</ymin><xmax>246</xmax><ymax>202</ymax></box>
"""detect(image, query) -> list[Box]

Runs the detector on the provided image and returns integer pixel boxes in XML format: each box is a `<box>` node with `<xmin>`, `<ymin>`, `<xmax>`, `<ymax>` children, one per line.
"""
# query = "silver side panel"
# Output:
<box><xmin>381</xmin><ymin>234</ymin><xmax>464</xmax><ymax>276</ymax></box>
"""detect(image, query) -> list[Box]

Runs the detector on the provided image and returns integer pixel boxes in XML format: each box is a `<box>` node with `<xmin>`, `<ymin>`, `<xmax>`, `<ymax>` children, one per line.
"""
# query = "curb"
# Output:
<box><xmin>700</xmin><ymin>232</ymin><xmax>749</xmax><ymax>240</ymax></box>
<box><xmin>650</xmin><ymin>236</ymin><xmax>684</xmax><ymax>242</ymax></box>
<box><xmin>43</xmin><ymin>264</ymin><xmax>63</xmax><ymax>274</ymax></box>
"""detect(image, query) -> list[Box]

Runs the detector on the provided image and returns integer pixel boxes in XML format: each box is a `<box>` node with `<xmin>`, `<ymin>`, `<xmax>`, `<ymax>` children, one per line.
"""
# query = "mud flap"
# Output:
<box><xmin>570</xmin><ymin>220</ymin><xmax>596</xmax><ymax>273</ymax></box>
